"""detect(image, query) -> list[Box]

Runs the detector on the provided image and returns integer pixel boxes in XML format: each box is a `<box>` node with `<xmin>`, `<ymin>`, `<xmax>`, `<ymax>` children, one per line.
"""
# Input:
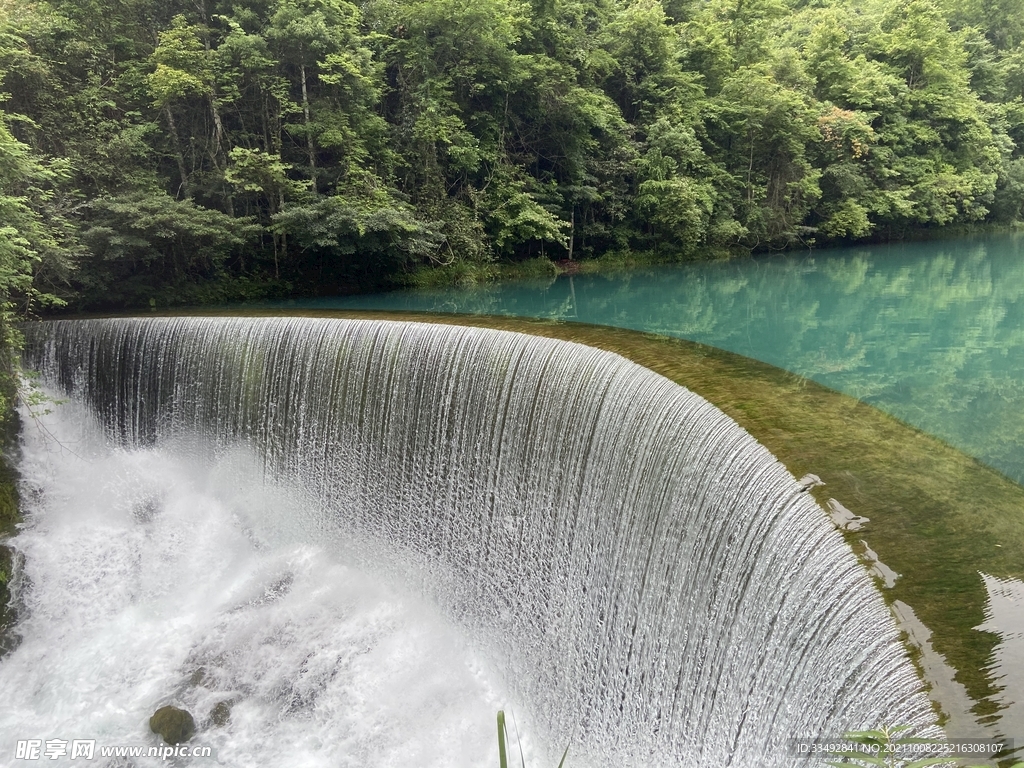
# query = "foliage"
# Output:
<box><xmin>0</xmin><ymin>110</ymin><xmax>71</xmax><ymax>423</ymax></box>
<box><xmin>77</xmin><ymin>190</ymin><xmax>258</xmax><ymax>306</ymax></box>
<box><xmin>1</xmin><ymin>0</ymin><xmax>1024</xmax><ymax>310</ymax></box>
<box><xmin>272</xmin><ymin>182</ymin><xmax>444</xmax><ymax>288</ymax></box>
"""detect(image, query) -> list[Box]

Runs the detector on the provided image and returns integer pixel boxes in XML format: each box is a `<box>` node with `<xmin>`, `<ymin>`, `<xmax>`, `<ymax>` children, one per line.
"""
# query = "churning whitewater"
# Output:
<box><xmin>9</xmin><ymin>317</ymin><xmax>936</xmax><ymax>766</ymax></box>
<box><xmin>3</xmin><ymin>397</ymin><xmax>509</xmax><ymax>767</ymax></box>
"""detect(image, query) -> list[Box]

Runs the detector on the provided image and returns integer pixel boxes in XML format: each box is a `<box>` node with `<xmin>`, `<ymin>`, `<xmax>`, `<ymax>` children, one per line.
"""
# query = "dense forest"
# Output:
<box><xmin>2</xmin><ymin>0</ymin><xmax>1024</xmax><ymax>317</ymax></box>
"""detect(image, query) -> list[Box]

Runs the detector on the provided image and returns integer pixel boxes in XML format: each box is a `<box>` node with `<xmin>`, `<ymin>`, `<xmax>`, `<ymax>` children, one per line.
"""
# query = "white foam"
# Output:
<box><xmin>0</xmin><ymin>400</ymin><xmax>510</xmax><ymax>767</ymax></box>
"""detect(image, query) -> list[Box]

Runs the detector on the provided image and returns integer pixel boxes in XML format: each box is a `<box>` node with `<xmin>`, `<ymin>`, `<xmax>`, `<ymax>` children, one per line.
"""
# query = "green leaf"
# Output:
<box><xmin>497</xmin><ymin>711</ymin><xmax>508</xmax><ymax>768</ymax></box>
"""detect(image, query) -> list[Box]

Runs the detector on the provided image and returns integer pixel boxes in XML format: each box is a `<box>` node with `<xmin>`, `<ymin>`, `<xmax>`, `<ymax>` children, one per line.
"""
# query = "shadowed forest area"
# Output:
<box><xmin>2</xmin><ymin>0</ymin><xmax>1024</xmax><ymax>320</ymax></box>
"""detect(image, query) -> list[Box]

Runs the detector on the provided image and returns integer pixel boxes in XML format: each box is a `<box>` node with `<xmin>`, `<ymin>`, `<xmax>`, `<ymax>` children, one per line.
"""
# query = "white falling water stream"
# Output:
<box><xmin>1</xmin><ymin>317</ymin><xmax>937</xmax><ymax>766</ymax></box>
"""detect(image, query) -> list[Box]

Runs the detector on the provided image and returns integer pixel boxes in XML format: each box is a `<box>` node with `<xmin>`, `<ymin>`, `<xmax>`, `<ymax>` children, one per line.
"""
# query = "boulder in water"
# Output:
<box><xmin>149</xmin><ymin>705</ymin><xmax>195</xmax><ymax>744</ymax></box>
<box><xmin>210</xmin><ymin>700</ymin><xmax>232</xmax><ymax>727</ymax></box>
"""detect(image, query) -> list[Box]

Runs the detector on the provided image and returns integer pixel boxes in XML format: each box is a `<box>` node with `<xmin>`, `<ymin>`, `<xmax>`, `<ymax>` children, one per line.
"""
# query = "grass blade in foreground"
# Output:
<box><xmin>495</xmin><ymin>710</ymin><xmax>569</xmax><ymax>768</ymax></box>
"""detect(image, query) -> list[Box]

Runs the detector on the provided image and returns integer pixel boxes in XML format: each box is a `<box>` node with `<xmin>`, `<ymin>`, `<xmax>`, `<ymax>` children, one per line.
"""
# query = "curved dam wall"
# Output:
<box><xmin>22</xmin><ymin>317</ymin><xmax>936</xmax><ymax>766</ymax></box>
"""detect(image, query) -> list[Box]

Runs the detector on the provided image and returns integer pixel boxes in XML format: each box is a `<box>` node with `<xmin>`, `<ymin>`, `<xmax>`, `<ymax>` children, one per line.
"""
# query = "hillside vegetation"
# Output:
<box><xmin>2</xmin><ymin>0</ymin><xmax>1024</xmax><ymax>308</ymax></box>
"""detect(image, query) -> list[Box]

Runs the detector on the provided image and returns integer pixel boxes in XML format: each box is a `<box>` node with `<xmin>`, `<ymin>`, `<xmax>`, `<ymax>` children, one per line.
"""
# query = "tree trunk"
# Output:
<box><xmin>567</xmin><ymin>206</ymin><xmax>575</xmax><ymax>261</ymax></box>
<box><xmin>164</xmin><ymin>105</ymin><xmax>190</xmax><ymax>198</ymax></box>
<box><xmin>277</xmin><ymin>189</ymin><xmax>287</xmax><ymax>279</ymax></box>
<box><xmin>747</xmin><ymin>128</ymin><xmax>755</xmax><ymax>206</ymax></box>
<box><xmin>206</xmin><ymin>98</ymin><xmax>235</xmax><ymax>217</ymax></box>
<box><xmin>195</xmin><ymin>0</ymin><xmax>235</xmax><ymax>218</ymax></box>
<box><xmin>300</xmin><ymin>59</ymin><xmax>317</xmax><ymax>192</ymax></box>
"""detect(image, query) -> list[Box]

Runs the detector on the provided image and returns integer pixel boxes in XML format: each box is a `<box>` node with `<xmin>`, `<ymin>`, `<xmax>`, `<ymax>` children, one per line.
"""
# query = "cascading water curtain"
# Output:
<box><xmin>23</xmin><ymin>317</ymin><xmax>937</xmax><ymax>767</ymax></box>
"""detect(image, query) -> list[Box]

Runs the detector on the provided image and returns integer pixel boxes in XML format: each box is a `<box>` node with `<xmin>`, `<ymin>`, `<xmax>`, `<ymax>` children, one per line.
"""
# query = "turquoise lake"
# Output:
<box><xmin>277</xmin><ymin>232</ymin><xmax>1024</xmax><ymax>486</ymax></box>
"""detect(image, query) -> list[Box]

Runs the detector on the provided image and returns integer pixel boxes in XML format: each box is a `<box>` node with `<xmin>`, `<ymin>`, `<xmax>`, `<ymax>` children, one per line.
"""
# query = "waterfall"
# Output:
<box><xmin>19</xmin><ymin>316</ymin><xmax>936</xmax><ymax>766</ymax></box>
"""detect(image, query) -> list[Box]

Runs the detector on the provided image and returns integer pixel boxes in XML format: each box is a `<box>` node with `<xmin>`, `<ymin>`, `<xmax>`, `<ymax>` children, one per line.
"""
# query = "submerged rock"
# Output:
<box><xmin>131</xmin><ymin>497</ymin><xmax>161</xmax><ymax>523</ymax></box>
<box><xmin>827</xmin><ymin>498</ymin><xmax>869</xmax><ymax>531</ymax></box>
<box><xmin>149</xmin><ymin>706</ymin><xmax>195</xmax><ymax>744</ymax></box>
<box><xmin>860</xmin><ymin>540</ymin><xmax>901</xmax><ymax>589</ymax></box>
<box><xmin>210</xmin><ymin>700</ymin><xmax>232</xmax><ymax>727</ymax></box>
<box><xmin>797</xmin><ymin>473</ymin><xmax>825</xmax><ymax>491</ymax></box>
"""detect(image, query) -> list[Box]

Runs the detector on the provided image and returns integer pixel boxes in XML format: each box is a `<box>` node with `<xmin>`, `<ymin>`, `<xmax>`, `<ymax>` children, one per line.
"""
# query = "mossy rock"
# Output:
<box><xmin>0</xmin><ymin>543</ymin><xmax>18</xmax><ymax>658</ymax></box>
<box><xmin>0</xmin><ymin>412</ymin><xmax>21</xmax><ymax>538</ymax></box>
<box><xmin>149</xmin><ymin>705</ymin><xmax>195</xmax><ymax>744</ymax></box>
<box><xmin>0</xmin><ymin>444</ymin><xmax>21</xmax><ymax>661</ymax></box>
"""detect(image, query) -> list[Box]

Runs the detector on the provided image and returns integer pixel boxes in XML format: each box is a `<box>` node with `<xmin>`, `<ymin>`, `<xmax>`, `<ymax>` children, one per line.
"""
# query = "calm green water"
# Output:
<box><xmin>280</xmin><ymin>233</ymin><xmax>1024</xmax><ymax>486</ymax></box>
